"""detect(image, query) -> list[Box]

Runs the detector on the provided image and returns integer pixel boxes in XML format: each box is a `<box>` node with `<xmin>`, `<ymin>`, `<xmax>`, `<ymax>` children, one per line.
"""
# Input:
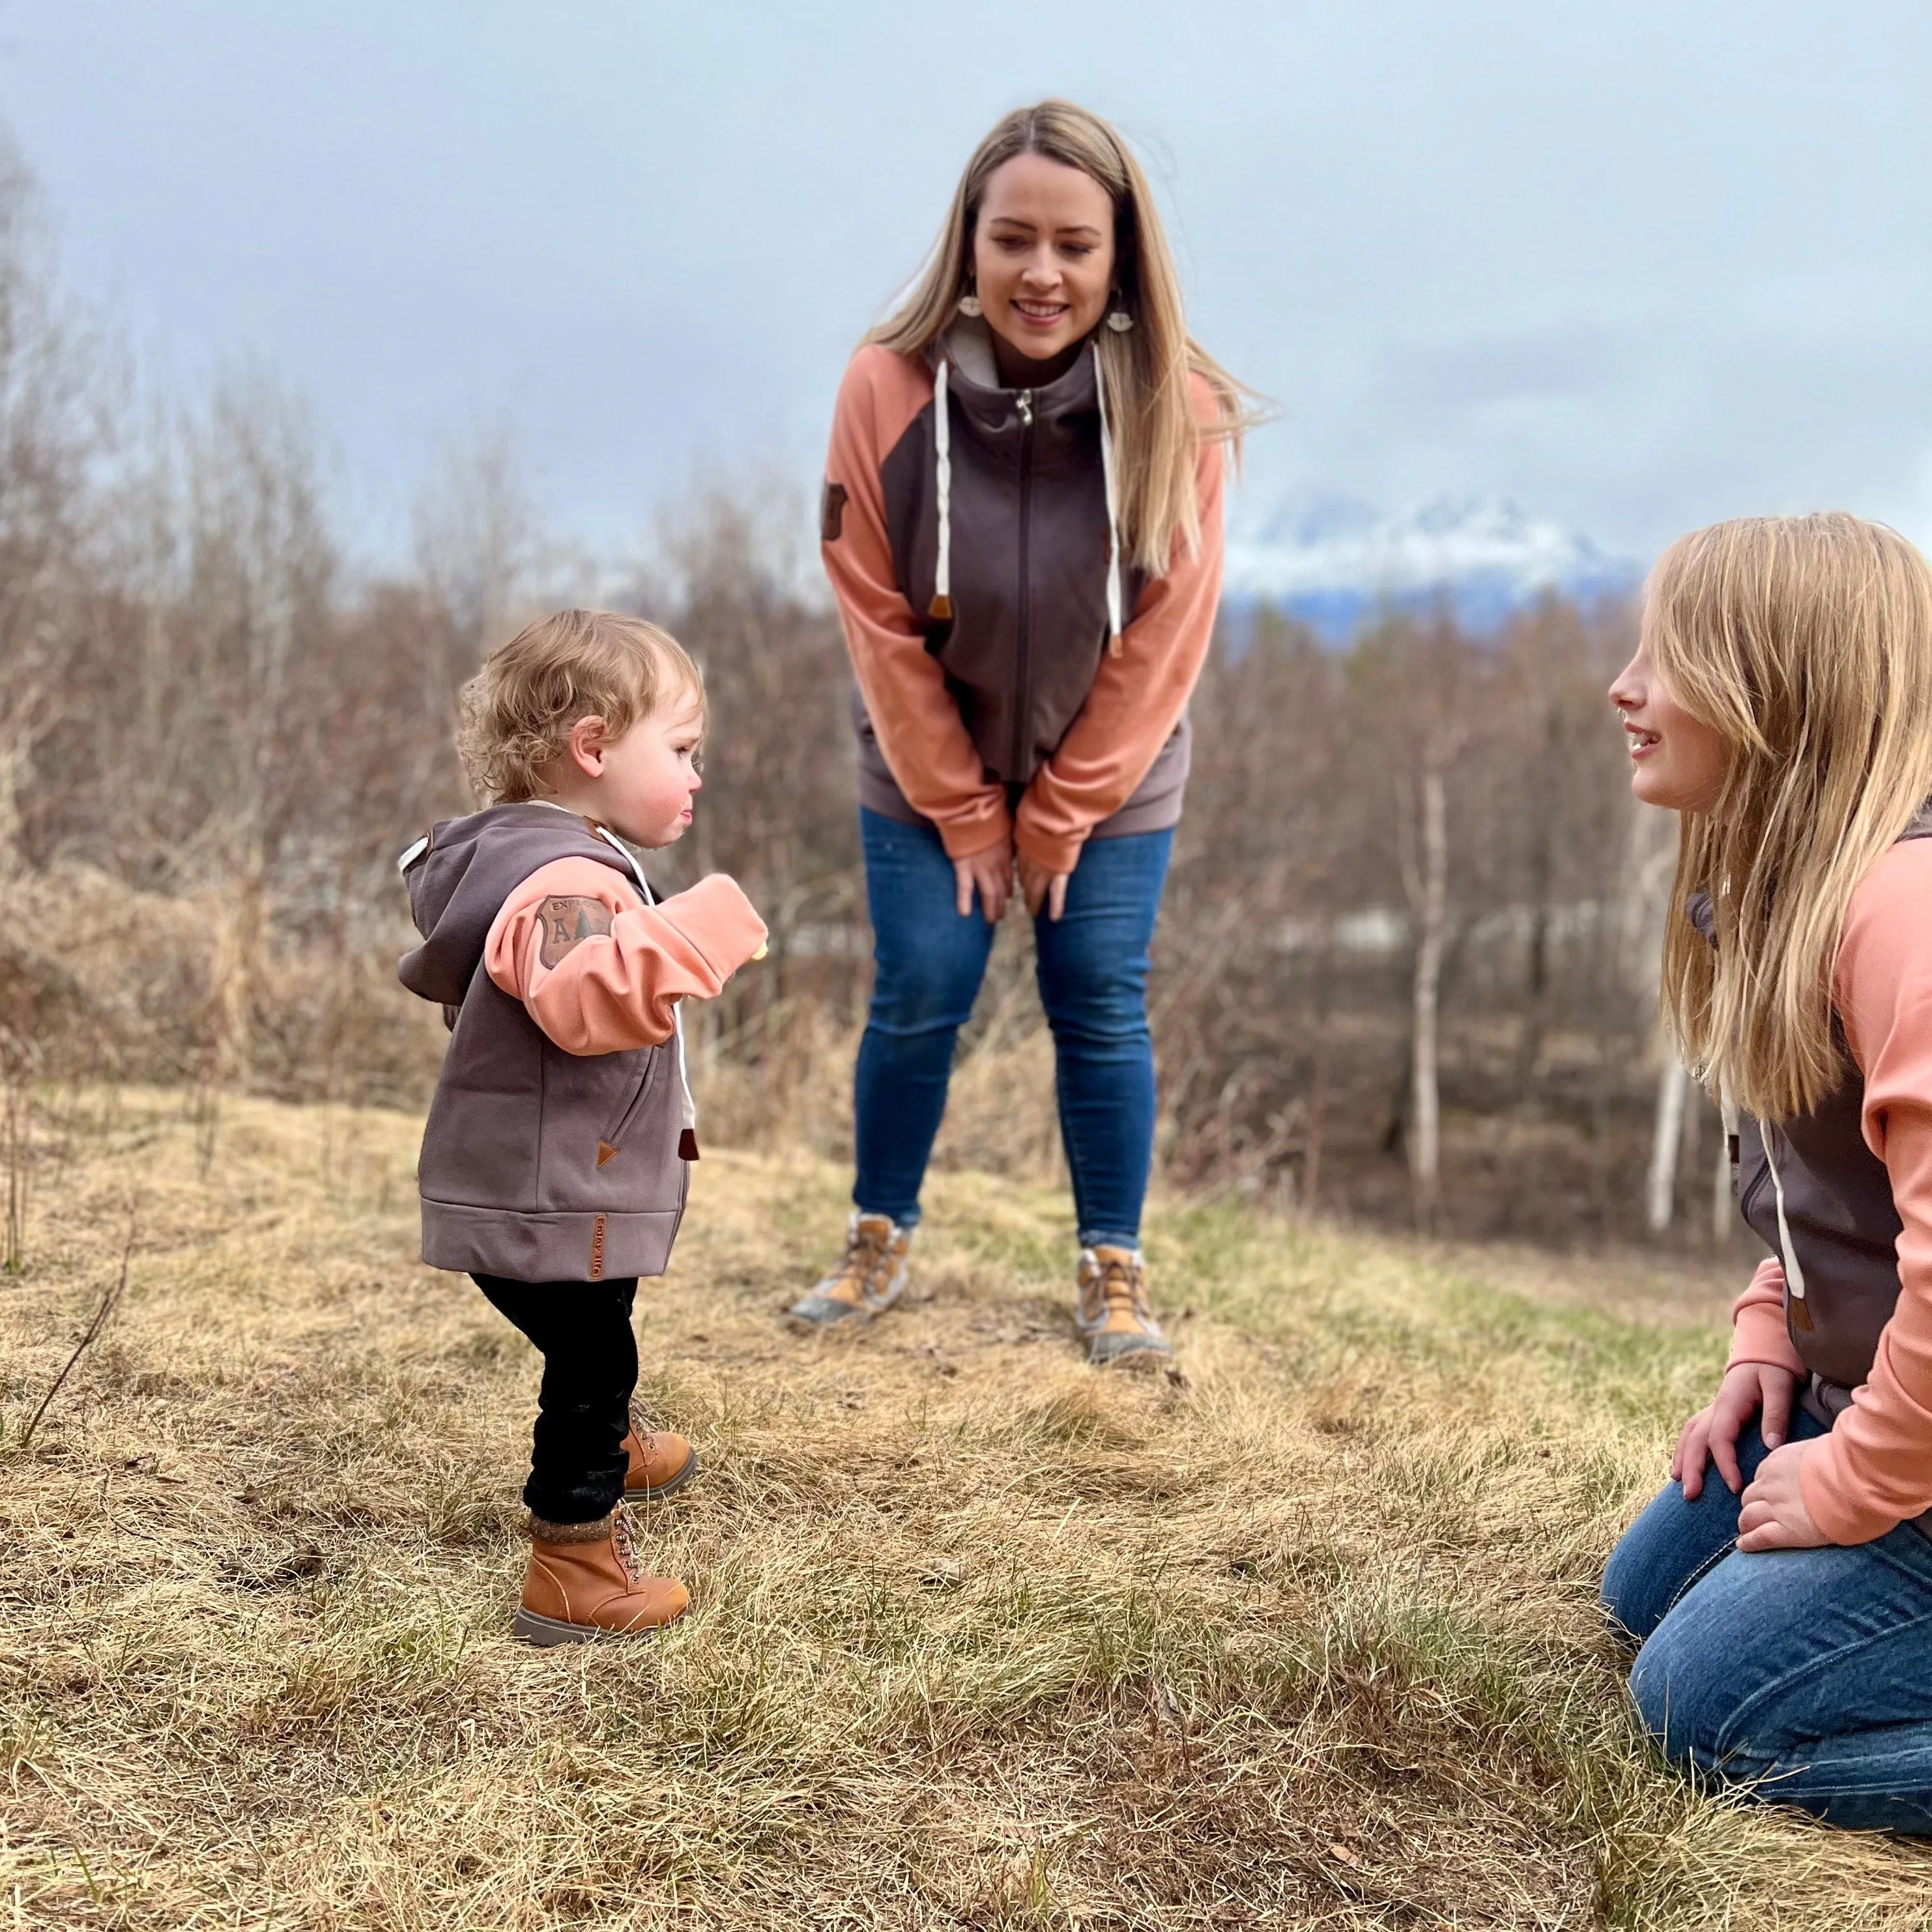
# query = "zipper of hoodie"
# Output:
<box><xmin>1011</xmin><ymin>389</ymin><xmax>1034</xmax><ymax>777</ymax></box>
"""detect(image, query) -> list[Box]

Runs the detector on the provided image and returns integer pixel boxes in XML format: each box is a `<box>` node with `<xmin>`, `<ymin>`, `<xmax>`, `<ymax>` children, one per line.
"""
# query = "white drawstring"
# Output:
<box><xmin>1759</xmin><ymin>1118</ymin><xmax>1811</xmax><ymax>1320</ymax></box>
<box><xmin>596</xmin><ymin>826</ymin><xmax>699</xmax><ymax>1151</ymax></box>
<box><xmin>1093</xmin><ymin>340</ymin><xmax>1125</xmax><ymax>656</ymax></box>
<box><xmin>930</xmin><ymin>358</ymin><xmax>953</xmax><ymax>621</ymax></box>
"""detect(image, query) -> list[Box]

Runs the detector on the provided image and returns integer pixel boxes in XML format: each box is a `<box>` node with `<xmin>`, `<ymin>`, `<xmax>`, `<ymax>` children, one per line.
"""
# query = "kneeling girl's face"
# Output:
<box><xmin>972</xmin><ymin>153</ymin><xmax>1116</xmax><ymax>379</ymax></box>
<box><xmin>1609</xmin><ymin>635</ymin><xmax>1732</xmax><ymax>816</ymax></box>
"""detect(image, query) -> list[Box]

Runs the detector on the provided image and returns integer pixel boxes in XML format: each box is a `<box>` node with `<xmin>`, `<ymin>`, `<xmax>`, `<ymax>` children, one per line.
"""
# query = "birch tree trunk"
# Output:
<box><xmin>1408</xmin><ymin>764</ymin><xmax>1449</xmax><ymax>1231</ymax></box>
<box><xmin>1646</xmin><ymin>1049</ymin><xmax>1688</xmax><ymax>1235</ymax></box>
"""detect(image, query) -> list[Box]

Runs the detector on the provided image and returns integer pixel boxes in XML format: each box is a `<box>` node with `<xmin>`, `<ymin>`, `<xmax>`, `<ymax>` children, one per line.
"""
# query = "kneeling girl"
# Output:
<box><xmin>1604</xmin><ymin>513</ymin><xmax>1932</xmax><ymax>1831</ymax></box>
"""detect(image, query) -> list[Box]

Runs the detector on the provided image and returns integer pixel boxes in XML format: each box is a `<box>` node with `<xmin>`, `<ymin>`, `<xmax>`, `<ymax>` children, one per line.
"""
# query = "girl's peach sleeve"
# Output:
<box><xmin>1014</xmin><ymin>374</ymin><xmax>1226</xmax><ymax>876</ymax></box>
<box><xmin>1799</xmin><ymin>839</ymin><xmax>1932</xmax><ymax>1542</ymax></box>
<box><xmin>483</xmin><ymin>857</ymin><xmax>767</xmax><ymax>1056</ymax></box>
<box><xmin>1726</xmin><ymin>1256</ymin><xmax>1808</xmax><ymax>1377</ymax></box>
<box><xmin>822</xmin><ymin>347</ymin><xmax>1011</xmax><ymax>860</ymax></box>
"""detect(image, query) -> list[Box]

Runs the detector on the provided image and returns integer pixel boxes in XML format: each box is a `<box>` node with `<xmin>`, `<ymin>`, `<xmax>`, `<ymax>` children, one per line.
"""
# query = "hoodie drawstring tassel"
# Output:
<box><xmin>593</xmin><ymin>825</ymin><xmax>701</xmax><ymax>1159</ymax></box>
<box><xmin>1093</xmin><ymin>341</ymin><xmax>1125</xmax><ymax>657</ymax></box>
<box><xmin>929</xmin><ymin>358</ymin><xmax>953</xmax><ymax>622</ymax></box>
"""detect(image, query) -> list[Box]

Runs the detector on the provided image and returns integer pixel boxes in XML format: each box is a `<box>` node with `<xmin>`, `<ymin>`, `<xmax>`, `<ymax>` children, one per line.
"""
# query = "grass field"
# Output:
<box><xmin>3</xmin><ymin>1091</ymin><xmax>1930</xmax><ymax>1929</ymax></box>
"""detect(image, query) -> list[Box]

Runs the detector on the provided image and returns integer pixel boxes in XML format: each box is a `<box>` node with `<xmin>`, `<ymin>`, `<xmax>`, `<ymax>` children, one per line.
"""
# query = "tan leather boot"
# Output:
<box><xmin>788</xmin><ymin>1212</ymin><xmax>914</xmax><ymax>1326</ymax></box>
<box><xmin>512</xmin><ymin>1510</ymin><xmax>689</xmax><ymax>1645</ymax></box>
<box><xmin>1074</xmin><ymin>1246</ymin><xmax>1172</xmax><ymax>1368</ymax></box>
<box><xmin>620</xmin><ymin>1404</ymin><xmax>699</xmax><ymax>1502</ymax></box>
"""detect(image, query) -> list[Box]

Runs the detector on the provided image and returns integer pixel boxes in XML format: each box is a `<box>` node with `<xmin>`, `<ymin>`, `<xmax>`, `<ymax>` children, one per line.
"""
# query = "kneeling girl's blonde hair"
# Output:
<box><xmin>1655</xmin><ymin>512</ymin><xmax>1932</xmax><ymax>1119</ymax></box>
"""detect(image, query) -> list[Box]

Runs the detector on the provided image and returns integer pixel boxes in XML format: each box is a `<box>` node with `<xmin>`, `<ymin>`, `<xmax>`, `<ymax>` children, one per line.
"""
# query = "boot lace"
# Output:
<box><xmin>834</xmin><ymin>1220</ymin><xmax>897</xmax><ymax>1304</ymax></box>
<box><xmin>612</xmin><ymin>1507</ymin><xmax>647</xmax><ymax>1588</ymax></box>
<box><xmin>1084</xmin><ymin>1252</ymin><xmax>1151</xmax><ymax>1326</ymax></box>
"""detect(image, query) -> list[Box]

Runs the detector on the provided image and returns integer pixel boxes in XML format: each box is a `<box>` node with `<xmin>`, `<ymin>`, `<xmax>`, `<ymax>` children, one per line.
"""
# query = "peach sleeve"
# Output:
<box><xmin>822</xmin><ymin>347</ymin><xmax>1011</xmax><ymax>861</ymax></box>
<box><xmin>483</xmin><ymin>857</ymin><xmax>767</xmax><ymax>1056</ymax></box>
<box><xmin>1726</xmin><ymin>1256</ymin><xmax>1808</xmax><ymax>1377</ymax></box>
<box><xmin>1014</xmin><ymin>375</ymin><xmax>1226</xmax><ymax>876</ymax></box>
<box><xmin>1798</xmin><ymin>839</ymin><xmax>1932</xmax><ymax>1542</ymax></box>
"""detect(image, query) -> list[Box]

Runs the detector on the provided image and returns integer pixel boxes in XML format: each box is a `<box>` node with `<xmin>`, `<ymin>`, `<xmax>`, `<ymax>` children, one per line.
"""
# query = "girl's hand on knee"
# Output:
<box><xmin>1738</xmin><ymin>1440</ymin><xmax>1828</xmax><ymax>1551</ymax></box>
<box><xmin>1672</xmin><ymin>1362</ymin><xmax>1798</xmax><ymax>1500</ymax></box>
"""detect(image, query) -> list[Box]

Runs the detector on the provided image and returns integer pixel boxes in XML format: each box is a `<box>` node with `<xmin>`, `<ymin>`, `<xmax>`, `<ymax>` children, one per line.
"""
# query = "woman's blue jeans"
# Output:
<box><xmin>1602</xmin><ymin>1410</ymin><xmax>1932</xmax><ymax>1831</ymax></box>
<box><xmin>854</xmin><ymin>807</ymin><xmax>1172</xmax><ymax>1249</ymax></box>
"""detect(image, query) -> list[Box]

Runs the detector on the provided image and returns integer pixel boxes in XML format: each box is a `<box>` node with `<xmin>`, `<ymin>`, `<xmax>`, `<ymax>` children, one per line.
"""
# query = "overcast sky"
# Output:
<box><xmin>7</xmin><ymin>0</ymin><xmax>1931</xmax><ymax>564</ymax></box>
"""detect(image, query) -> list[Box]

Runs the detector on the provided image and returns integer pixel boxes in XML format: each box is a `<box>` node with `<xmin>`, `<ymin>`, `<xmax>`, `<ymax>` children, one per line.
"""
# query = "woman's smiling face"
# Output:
<box><xmin>972</xmin><ymin>152</ymin><xmax>1116</xmax><ymax>380</ymax></box>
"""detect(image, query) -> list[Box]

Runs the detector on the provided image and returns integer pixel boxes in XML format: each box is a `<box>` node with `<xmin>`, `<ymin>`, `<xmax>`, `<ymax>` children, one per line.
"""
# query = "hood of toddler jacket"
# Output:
<box><xmin>399</xmin><ymin>802</ymin><xmax>635</xmax><ymax>1008</ymax></box>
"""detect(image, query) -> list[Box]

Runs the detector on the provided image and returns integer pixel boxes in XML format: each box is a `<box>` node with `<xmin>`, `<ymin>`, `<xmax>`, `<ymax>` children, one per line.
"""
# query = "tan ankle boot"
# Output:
<box><xmin>512</xmin><ymin>1510</ymin><xmax>689</xmax><ymax>1645</ymax></box>
<box><xmin>788</xmin><ymin>1212</ymin><xmax>914</xmax><ymax>1326</ymax></box>
<box><xmin>621</xmin><ymin>1404</ymin><xmax>699</xmax><ymax>1501</ymax></box>
<box><xmin>1074</xmin><ymin>1245</ymin><xmax>1172</xmax><ymax>1368</ymax></box>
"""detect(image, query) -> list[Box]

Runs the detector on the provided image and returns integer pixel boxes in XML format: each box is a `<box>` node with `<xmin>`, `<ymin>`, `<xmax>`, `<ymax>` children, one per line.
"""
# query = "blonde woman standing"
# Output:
<box><xmin>790</xmin><ymin>101</ymin><xmax>1252</xmax><ymax>1361</ymax></box>
<box><xmin>1603</xmin><ymin>513</ymin><xmax>1932</xmax><ymax>1830</ymax></box>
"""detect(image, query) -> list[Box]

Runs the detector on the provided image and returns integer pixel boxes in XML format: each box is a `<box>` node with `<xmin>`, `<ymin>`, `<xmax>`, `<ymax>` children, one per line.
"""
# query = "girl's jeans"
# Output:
<box><xmin>1602</xmin><ymin>1408</ymin><xmax>1932</xmax><ymax>1831</ymax></box>
<box><xmin>854</xmin><ymin>808</ymin><xmax>1173</xmax><ymax>1250</ymax></box>
<box><xmin>474</xmin><ymin>1274</ymin><xmax>639</xmax><ymax>1525</ymax></box>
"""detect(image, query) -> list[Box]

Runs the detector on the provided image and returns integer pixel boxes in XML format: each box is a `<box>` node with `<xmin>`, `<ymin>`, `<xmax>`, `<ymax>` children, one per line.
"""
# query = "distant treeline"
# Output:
<box><xmin>0</xmin><ymin>145</ymin><xmax>1717</xmax><ymax>1248</ymax></box>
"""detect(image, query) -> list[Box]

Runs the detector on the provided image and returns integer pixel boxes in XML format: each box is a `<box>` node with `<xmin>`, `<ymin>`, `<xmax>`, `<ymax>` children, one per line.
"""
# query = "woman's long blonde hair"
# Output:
<box><xmin>867</xmin><ymin>98</ymin><xmax>1259</xmax><ymax>575</ymax></box>
<box><xmin>1656</xmin><ymin>513</ymin><xmax>1932</xmax><ymax>1119</ymax></box>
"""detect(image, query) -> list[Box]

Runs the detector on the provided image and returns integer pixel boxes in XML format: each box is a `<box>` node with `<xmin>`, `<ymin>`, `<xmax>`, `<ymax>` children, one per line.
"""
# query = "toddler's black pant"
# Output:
<box><xmin>472</xmin><ymin>1274</ymin><xmax>639</xmax><ymax>1525</ymax></box>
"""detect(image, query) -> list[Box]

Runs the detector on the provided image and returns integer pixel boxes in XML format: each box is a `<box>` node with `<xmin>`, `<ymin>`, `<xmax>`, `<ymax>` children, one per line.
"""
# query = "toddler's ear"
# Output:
<box><xmin>566</xmin><ymin>714</ymin><xmax>609</xmax><ymax>775</ymax></box>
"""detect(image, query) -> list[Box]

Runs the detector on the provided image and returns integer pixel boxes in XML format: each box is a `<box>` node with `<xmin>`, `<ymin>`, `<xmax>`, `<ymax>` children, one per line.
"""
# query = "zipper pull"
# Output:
<box><xmin>1017</xmin><ymin>390</ymin><xmax>1033</xmax><ymax>427</ymax></box>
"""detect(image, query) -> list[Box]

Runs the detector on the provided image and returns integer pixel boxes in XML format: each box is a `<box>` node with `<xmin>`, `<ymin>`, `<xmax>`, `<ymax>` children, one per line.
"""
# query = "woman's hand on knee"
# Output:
<box><xmin>1671</xmin><ymin>1362</ymin><xmax>1798</xmax><ymax>1500</ymax></box>
<box><xmin>1016</xmin><ymin>852</ymin><xmax>1071</xmax><ymax>923</ymax></box>
<box><xmin>953</xmin><ymin>843</ymin><xmax>1014</xmax><ymax>923</ymax></box>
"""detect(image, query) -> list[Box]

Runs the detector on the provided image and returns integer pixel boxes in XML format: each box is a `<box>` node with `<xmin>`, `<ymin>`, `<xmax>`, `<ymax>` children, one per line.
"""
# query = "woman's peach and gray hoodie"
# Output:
<box><xmin>821</xmin><ymin>317</ymin><xmax>1224</xmax><ymax>872</ymax></box>
<box><xmin>1715</xmin><ymin>823</ymin><xmax>1932</xmax><ymax>1542</ymax></box>
<box><xmin>397</xmin><ymin>803</ymin><xmax>765</xmax><ymax>1283</ymax></box>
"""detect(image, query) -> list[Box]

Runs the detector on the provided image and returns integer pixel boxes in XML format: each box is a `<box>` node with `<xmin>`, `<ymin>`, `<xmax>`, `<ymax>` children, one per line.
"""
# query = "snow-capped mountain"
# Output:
<box><xmin>1222</xmin><ymin>495</ymin><xmax>1639</xmax><ymax>640</ymax></box>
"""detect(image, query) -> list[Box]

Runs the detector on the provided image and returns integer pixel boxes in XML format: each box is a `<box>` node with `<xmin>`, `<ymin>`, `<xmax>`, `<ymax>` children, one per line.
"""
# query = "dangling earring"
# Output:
<box><xmin>957</xmin><ymin>291</ymin><xmax>983</xmax><ymax>318</ymax></box>
<box><xmin>1105</xmin><ymin>306</ymin><xmax>1134</xmax><ymax>334</ymax></box>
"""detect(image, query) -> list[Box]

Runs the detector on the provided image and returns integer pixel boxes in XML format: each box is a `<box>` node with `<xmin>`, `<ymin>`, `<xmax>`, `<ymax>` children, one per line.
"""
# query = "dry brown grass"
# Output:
<box><xmin>3</xmin><ymin>1091</ymin><xmax>1930</xmax><ymax>1929</ymax></box>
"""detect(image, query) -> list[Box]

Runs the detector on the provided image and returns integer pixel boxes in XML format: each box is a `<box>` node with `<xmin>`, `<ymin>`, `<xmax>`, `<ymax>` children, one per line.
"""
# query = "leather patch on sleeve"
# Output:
<box><xmin>820</xmin><ymin>480</ymin><xmax>848</xmax><ymax>543</ymax></box>
<box><xmin>537</xmin><ymin>895</ymin><xmax>614</xmax><ymax>968</ymax></box>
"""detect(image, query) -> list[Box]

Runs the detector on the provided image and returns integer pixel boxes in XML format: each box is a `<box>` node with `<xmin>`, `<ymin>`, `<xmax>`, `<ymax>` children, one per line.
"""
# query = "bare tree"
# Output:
<box><xmin>1646</xmin><ymin>1054</ymin><xmax>1690</xmax><ymax>1235</ymax></box>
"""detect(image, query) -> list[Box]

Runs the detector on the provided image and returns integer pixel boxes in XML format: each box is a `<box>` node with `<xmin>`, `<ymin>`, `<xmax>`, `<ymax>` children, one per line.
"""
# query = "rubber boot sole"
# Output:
<box><xmin>786</xmin><ymin>1295</ymin><xmax>887</xmax><ymax>1328</ymax></box>
<box><xmin>511</xmin><ymin>1604</ymin><xmax>684</xmax><ymax>1647</ymax></box>
<box><xmin>1086</xmin><ymin>1337</ymin><xmax>1172</xmax><ymax>1370</ymax></box>
<box><xmin>625</xmin><ymin>1445</ymin><xmax>700</xmax><ymax>1503</ymax></box>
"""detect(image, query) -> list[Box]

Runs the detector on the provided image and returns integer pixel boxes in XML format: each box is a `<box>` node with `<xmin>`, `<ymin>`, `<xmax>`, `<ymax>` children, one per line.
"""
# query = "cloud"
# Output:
<box><xmin>1377</xmin><ymin>325</ymin><xmax>1636</xmax><ymax>416</ymax></box>
<box><xmin>10</xmin><ymin>0</ymin><xmax>1932</xmax><ymax>564</ymax></box>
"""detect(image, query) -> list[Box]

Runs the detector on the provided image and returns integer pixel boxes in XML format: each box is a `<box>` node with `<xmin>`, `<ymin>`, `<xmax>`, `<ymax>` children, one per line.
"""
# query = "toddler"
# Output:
<box><xmin>397</xmin><ymin>609</ymin><xmax>765</xmax><ymax>1644</ymax></box>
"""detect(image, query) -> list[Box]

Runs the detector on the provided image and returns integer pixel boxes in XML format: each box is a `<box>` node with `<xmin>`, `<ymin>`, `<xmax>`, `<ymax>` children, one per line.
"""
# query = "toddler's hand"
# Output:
<box><xmin>1671</xmin><ymin>1361</ymin><xmax>1798</xmax><ymax>1501</ymax></box>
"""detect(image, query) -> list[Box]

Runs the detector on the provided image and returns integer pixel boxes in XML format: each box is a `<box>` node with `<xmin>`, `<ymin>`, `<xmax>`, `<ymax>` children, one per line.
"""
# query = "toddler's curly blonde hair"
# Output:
<box><xmin>456</xmin><ymin>609</ymin><xmax>703</xmax><ymax>805</ymax></box>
